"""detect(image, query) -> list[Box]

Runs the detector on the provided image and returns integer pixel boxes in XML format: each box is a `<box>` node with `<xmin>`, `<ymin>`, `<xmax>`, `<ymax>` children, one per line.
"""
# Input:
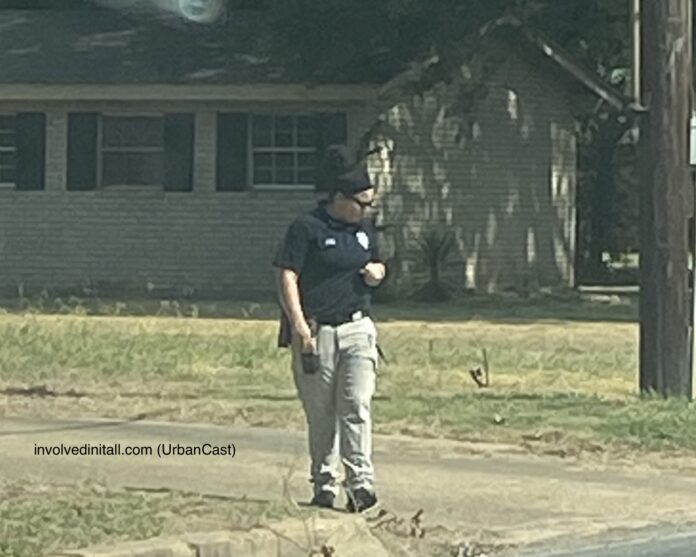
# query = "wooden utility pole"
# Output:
<box><xmin>639</xmin><ymin>0</ymin><xmax>693</xmax><ymax>397</ymax></box>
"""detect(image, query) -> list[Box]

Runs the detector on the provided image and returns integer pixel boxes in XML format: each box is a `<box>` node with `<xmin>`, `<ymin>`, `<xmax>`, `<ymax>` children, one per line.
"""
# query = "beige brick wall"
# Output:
<box><xmin>367</xmin><ymin>51</ymin><xmax>578</xmax><ymax>293</ymax></box>
<box><xmin>0</xmin><ymin>188</ymin><xmax>322</xmax><ymax>297</ymax></box>
<box><xmin>193</xmin><ymin>110</ymin><xmax>216</xmax><ymax>193</ymax></box>
<box><xmin>45</xmin><ymin>112</ymin><xmax>67</xmax><ymax>192</ymax></box>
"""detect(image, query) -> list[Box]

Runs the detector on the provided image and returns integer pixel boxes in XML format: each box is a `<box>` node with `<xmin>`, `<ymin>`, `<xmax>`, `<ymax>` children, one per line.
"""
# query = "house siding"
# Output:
<box><xmin>0</xmin><ymin>189</ymin><xmax>313</xmax><ymax>296</ymax></box>
<box><xmin>0</xmin><ymin>103</ymin><xmax>370</xmax><ymax>297</ymax></box>
<box><xmin>368</xmin><ymin>51</ymin><xmax>577</xmax><ymax>293</ymax></box>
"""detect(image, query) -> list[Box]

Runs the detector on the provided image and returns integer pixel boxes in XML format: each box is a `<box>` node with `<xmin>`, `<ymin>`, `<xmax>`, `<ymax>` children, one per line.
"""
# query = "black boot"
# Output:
<box><xmin>309</xmin><ymin>491</ymin><xmax>336</xmax><ymax>509</ymax></box>
<box><xmin>346</xmin><ymin>488</ymin><xmax>378</xmax><ymax>513</ymax></box>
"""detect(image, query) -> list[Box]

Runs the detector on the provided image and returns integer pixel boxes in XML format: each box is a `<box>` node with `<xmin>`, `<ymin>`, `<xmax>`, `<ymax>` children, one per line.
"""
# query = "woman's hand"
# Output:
<box><xmin>297</xmin><ymin>327</ymin><xmax>317</xmax><ymax>354</ymax></box>
<box><xmin>360</xmin><ymin>262</ymin><xmax>386</xmax><ymax>287</ymax></box>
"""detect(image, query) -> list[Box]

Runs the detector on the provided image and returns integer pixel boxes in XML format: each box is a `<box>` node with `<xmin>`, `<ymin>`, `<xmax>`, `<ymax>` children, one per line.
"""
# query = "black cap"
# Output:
<box><xmin>335</xmin><ymin>168</ymin><xmax>372</xmax><ymax>196</ymax></box>
<box><xmin>322</xmin><ymin>145</ymin><xmax>373</xmax><ymax>196</ymax></box>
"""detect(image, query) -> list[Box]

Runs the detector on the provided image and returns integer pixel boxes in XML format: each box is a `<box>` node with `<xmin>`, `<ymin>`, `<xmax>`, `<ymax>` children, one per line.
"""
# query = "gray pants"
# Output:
<box><xmin>292</xmin><ymin>316</ymin><xmax>378</xmax><ymax>497</ymax></box>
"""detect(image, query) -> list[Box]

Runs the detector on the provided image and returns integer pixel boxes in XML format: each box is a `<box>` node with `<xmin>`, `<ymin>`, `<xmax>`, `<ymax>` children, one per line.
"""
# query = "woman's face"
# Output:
<box><xmin>332</xmin><ymin>188</ymin><xmax>376</xmax><ymax>223</ymax></box>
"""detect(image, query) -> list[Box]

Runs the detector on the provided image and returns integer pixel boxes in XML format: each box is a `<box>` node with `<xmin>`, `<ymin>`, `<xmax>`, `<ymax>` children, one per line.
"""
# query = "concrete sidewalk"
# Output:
<box><xmin>2</xmin><ymin>416</ymin><xmax>696</xmax><ymax>553</ymax></box>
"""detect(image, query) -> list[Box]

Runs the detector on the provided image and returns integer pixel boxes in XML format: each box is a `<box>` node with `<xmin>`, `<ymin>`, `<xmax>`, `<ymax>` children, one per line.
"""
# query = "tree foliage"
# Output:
<box><xmin>267</xmin><ymin>0</ymin><xmax>630</xmax><ymax>82</ymax></box>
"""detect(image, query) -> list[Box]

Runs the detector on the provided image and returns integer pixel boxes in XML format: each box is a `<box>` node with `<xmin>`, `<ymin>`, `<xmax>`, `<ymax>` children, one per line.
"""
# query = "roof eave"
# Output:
<box><xmin>521</xmin><ymin>28</ymin><xmax>631</xmax><ymax>111</ymax></box>
<box><xmin>378</xmin><ymin>16</ymin><xmax>632</xmax><ymax>111</ymax></box>
<box><xmin>0</xmin><ymin>82</ymin><xmax>380</xmax><ymax>103</ymax></box>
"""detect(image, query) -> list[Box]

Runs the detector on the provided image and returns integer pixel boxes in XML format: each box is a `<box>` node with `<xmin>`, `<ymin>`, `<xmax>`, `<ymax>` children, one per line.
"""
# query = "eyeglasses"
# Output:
<box><xmin>351</xmin><ymin>197</ymin><xmax>375</xmax><ymax>209</ymax></box>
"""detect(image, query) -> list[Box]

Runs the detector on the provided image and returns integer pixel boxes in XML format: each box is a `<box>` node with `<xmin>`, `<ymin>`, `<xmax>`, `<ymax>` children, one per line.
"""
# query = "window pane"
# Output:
<box><xmin>253</xmin><ymin>153</ymin><xmax>273</xmax><ymax>184</ymax></box>
<box><xmin>252</xmin><ymin>115</ymin><xmax>272</xmax><ymax>147</ymax></box>
<box><xmin>0</xmin><ymin>150</ymin><xmax>16</xmax><ymax>183</ymax></box>
<box><xmin>297</xmin><ymin>116</ymin><xmax>314</xmax><ymax>133</ymax></box>
<box><xmin>0</xmin><ymin>136</ymin><xmax>15</xmax><ymax>149</ymax></box>
<box><xmin>102</xmin><ymin>152</ymin><xmax>163</xmax><ymax>186</ymax></box>
<box><xmin>275</xmin><ymin>116</ymin><xmax>293</xmax><ymax>133</ymax></box>
<box><xmin>275</xmin><ymin>152</ymin><xmax>294</xmax><ymax>171</ymax></box>
<box><xmin>276</xmin><ymin>168</ymin><xmax>294</xmax><ymax>184</ymax></box>
<box><xmin>254</xmin><ymin>152</ymin><xmax>272</xmax><ymax>169</ymax></box>
<box><xmin>0</xmin><ymin>131</ymin><xmax>15</xmax><ymax>148</ymax></box>
<box><xmin>297</xmin><ymin>131</ymin><xmax>314</xmax><ymax>148</ymax></box>
<box><xmin>297</xmin><ymin>169</ymin><xmax>314</xmax><ymax>184</ymax></box>
<box><xmin>276</xmin><ymin>152</ymin><xmax>296</xmax><ymax>183</ymax></box>
<box><xmin>297</xmin><ymin>116</ymin><xmax>315</xmax><ymax>147</ymax></box>
<box><xmin>254</xmin><ymin>168</ymin><xmax>273</xmax><ymax>184</ymax></box>
<box><xmin>297</xmin><ymin>152</ymin><xmax>316</xmax><ymax>168</ymax></box>
<box><xmin>275</xmin><ymin>116</ymin><xmax>294</xmax><ymax>147</ymax></box>
<box><xmin>102</xmin><ymin>116</ymin><xmax>164</xmax><ymax>148</ymax></box>
<box><xmin>0</xmin><ymin>165</ymin><xmax>15</xmax><ymax>184</ymax></box>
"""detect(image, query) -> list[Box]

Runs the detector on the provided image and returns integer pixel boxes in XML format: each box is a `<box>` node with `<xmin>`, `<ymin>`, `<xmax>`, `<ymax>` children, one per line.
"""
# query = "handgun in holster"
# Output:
<box><xmin>278</xmin><ymin>313</ymin><xmax>320</xmax><ymax>374</ymax></box>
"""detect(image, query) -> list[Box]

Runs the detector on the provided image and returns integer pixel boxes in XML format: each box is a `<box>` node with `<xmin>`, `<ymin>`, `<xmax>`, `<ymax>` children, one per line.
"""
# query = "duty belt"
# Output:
<box><xmin>316</xmin><ymin>309</ymin><xmax>370</xmax><ymax>327</ymax></box>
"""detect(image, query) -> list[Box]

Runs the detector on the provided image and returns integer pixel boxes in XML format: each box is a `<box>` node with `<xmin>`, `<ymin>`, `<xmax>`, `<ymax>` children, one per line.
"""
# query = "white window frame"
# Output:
<box><xmin>248</xmin><ymin>113</ymin><xmax>317</xmax><ymax>191</ymax></box>
<box><xmin>97</xmin><ymin>112</ymin><xmax>165</xmax><ymax>188</ymax></box>
<box><xmin>0</xmin><ymin>113</ymin><xmax>17</xmax><ymax>189</ymax></box>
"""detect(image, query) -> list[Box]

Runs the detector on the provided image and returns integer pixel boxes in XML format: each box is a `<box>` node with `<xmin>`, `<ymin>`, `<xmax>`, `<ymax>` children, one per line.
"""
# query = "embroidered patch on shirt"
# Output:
<box><xmin>324</xmin><ymin>237</ymin><xmax>337</xmax><ymax>247</ymax></box>
<box><xmin>355</xmin><ymin>231</ymin><xmax>370</xmax><ymax>250</ymax></box>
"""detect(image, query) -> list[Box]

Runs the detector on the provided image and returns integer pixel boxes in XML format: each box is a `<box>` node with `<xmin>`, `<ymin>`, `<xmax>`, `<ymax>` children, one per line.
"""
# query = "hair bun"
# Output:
<box><xmin>322</xmin><ymin>145</ymin><xmax>355</xmax><ymax>179</ymax></box>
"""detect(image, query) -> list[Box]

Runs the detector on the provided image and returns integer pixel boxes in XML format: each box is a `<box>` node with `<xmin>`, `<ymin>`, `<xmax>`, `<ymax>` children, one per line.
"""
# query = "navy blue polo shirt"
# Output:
<box><xmin>273</xmin><ymin>201</ymin><xmax>381</xmax><ymax>324</ymax></box>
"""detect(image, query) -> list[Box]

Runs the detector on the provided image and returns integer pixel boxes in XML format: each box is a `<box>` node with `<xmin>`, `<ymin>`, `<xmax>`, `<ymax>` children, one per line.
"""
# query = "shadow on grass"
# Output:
<box><xmin>0</xmin><ymin>409</ymin><xmax>176</xmax><ymax>437</ymax></box>
<box><xmin>0</xmin><ymin>290</ymin><xmax>639</xmax><ymax>324</ymax></box>
<box><xmin>374</xmin><ymin>293</ymin><xmax>638</xmax><ymax>324</ymax></box>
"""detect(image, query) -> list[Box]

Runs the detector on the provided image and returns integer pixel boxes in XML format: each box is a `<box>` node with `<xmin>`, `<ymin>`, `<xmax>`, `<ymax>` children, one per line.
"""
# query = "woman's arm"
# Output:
<box><xmin>276</xmin><ymin>268</ymin><xmax>315</xmax><ymax>352</ymax></box>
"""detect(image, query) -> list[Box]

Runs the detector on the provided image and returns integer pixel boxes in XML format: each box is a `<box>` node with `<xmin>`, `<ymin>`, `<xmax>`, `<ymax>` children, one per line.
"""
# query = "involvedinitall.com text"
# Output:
<box><xmin>33</xmin><ymin>442</ymin><xmax>236</xmax><ymax>458</ymax></box>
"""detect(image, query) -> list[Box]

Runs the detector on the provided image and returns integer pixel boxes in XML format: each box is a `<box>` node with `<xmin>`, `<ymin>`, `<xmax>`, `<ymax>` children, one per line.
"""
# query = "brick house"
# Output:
<box><xmin>0</xmin><ymin>7</ymin><xmax>626</xmax><ymax>298</ymax></box>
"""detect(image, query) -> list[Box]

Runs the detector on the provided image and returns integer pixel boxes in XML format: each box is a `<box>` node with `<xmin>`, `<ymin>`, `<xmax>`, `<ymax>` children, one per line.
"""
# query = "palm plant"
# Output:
<box><xmin>413</xmin><ymin>228</ymin><xmax>456</xmax><ymax>301</ymax></box>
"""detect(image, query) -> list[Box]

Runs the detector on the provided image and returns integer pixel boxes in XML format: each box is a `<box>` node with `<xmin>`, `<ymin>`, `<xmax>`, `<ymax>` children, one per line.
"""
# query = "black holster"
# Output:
<box><xmin>277</xmin><ymin>312</ymin><xmax>292</xmax><ymax>348</ymax></box>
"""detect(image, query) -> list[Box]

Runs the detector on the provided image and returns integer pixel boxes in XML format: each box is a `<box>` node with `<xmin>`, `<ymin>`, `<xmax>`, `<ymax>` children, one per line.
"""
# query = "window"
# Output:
<box><xmin>0</xmin><ymin>115</ymin><xmax>17</xmax><ymax>188</ymax></box>
<box><xmin>100</xmin><ymin>115</ymin><xmax>164</xmax><ymax>186</ymax></box>
<box><xmin>250</xmin><ymin>114</ymin><xmax>316</xmax><ymax>188</ymax></box>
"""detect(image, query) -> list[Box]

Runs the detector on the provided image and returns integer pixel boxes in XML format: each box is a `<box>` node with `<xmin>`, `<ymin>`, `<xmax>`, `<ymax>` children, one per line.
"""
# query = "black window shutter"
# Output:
<box><xmin>15</xmin><ymin>112</ymin><xmax>46</xmax><ymax>191</ymax></box>
<box><xmin>314</xmin><ymin>112</ymin><xmax>347</xmax><ymax>192</ymax></box>
<box><xmin>164</xmin><ymin>113</ymin><xmax>194</xmax><ymax>192</ymax></box>
<box><xmin>67</xmin><ymin>112</ymin><xmax>98</xmax><ymax>191</ymax></box>
<box><xmin>216</xmin><ymin>113</ymin><xmax>248</xmax><ymax>191</ymax></box>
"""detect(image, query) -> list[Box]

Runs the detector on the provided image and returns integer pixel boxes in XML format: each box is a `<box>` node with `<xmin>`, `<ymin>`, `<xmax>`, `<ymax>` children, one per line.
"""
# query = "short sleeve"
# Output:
<box><xmin>364</xmin><ymin>220</ymin><xmax>381</xmax><ymax>262</ymax></box>
<box><xmin>272</xmin><ymin>218</ymin><xmax>311</xmax><ymax>274</ymax></box>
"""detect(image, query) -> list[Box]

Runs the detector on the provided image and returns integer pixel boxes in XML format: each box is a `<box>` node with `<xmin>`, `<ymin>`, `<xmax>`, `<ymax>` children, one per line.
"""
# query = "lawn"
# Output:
<box><xmin>2</xmin><ymin>293</ymin><xmax>695</xmax><ymax>458</ymax></box>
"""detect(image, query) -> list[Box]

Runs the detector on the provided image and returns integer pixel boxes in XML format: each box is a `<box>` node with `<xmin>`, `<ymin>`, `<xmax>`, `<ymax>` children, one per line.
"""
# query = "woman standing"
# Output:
<box><xmin>273</xmin><ymin>146</ymin><xmax>386</xmax><ymax>513</ymax></box>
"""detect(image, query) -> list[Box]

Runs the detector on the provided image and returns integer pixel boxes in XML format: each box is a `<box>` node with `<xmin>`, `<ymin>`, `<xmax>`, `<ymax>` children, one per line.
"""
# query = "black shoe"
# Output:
<box><xmin>309</xmin><ymin>491</ymin><xmax>335</xmax><ymax>509</ymax></box>
<box><xmin>346</xmin><ymin>488</ymin><xmax>378</xmax><ymax>513</ymax></box>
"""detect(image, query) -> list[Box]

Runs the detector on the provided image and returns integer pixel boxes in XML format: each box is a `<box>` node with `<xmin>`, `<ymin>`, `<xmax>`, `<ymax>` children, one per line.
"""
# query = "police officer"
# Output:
<box><xmin>273</xmin><ymin>145</ymin><xmax>386</xmax><ymax>513</ymax></box>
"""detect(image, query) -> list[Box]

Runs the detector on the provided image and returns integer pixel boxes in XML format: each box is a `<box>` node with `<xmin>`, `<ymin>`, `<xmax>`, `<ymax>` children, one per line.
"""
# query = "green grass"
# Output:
<box><xmin>2</xmin><ymin>294</ymin><xmax>694</xmax><ymax>458</ymax></box>
<box><xmin>0</xmin><ymin>288</ymin><xmax>638</xmax><ymax>323</ymax></box>
<box><xmin>0</xmin><ymin>481</ymin><xmax>293</xmax><ymax>557</ymax></box>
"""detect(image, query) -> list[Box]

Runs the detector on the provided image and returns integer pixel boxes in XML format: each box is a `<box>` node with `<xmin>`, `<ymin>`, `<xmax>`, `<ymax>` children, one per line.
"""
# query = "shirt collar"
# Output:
<box><xmin>317</xmin><ymin>200</ymin><xmax>357</xmax><ymax>230</ymax></box>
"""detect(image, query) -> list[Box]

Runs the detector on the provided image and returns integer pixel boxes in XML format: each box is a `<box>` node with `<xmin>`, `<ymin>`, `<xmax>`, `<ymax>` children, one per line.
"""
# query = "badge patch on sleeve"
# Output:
<box><xmin>324</xmin><ymin>237</ymin><xmax>337</xmax><ymax>247</ymax></box>
<box><xmin>355</xmin><ymin>231</ymin><xmax>370</xmax><ymax>250</ymax></box>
